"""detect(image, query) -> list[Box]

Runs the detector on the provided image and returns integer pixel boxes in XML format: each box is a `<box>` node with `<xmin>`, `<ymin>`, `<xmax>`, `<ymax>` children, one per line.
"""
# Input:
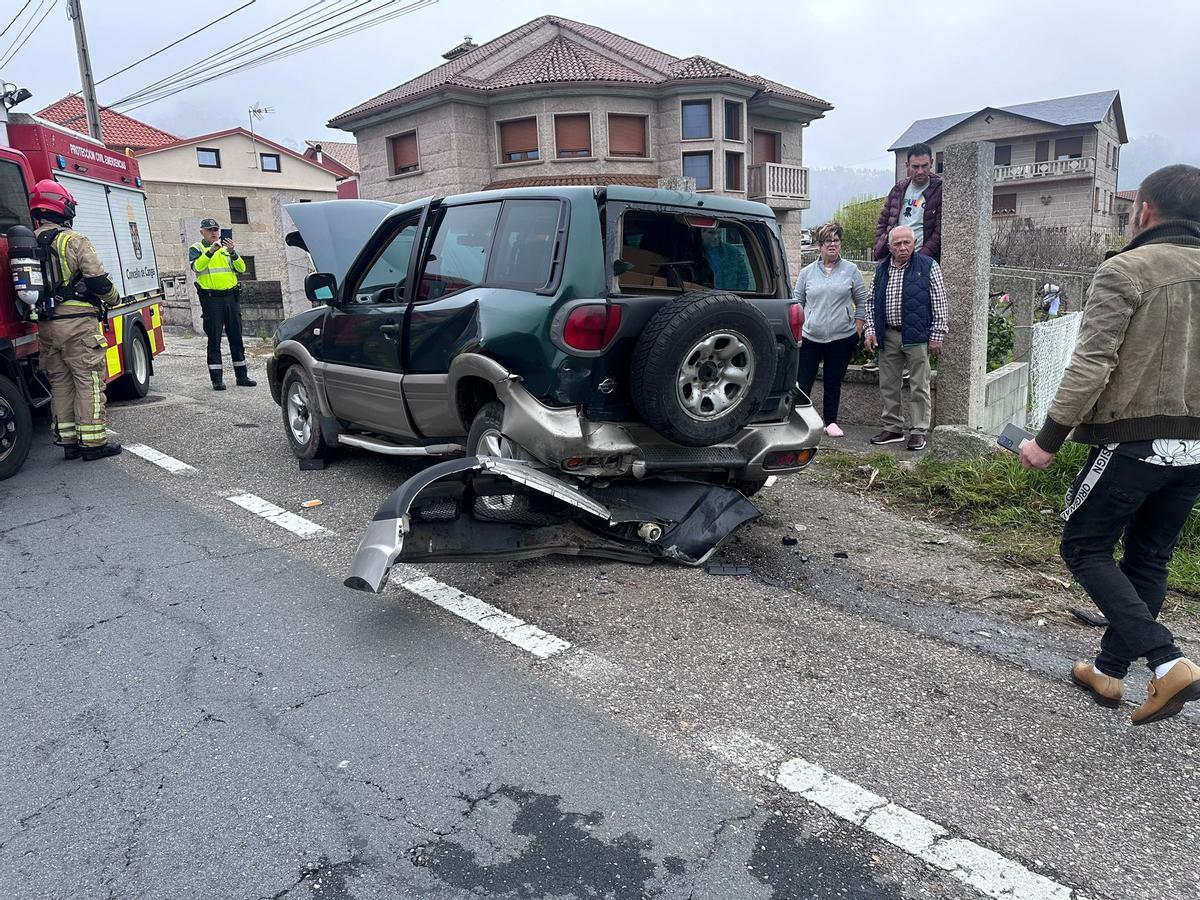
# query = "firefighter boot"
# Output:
<box><xmin>234</xmin><ymin>365</ymin><xmax>256</xmax><ymax>387</ymax></box>
<box><xmin>81</xmin><ymin>442</ymin><xmax>122</xmax><ymax>461</ymax></box>
<box><xmin>212</xmin><ymin>373</ymin><xmax>227</xmax><ymax>391</ymax></box>
<box><xmin>63</xmin><ymin>443</ymin><xmax>82</xmax><ymax>460</ymax></box>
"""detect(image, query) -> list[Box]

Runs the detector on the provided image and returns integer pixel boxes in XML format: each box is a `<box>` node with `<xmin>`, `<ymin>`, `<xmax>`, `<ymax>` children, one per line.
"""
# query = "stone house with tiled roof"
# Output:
<box><xmin>328</xmin><ymin>16</ymin><xmax>832</xmax><ymax>265</ymax></box>
<box><xmin>889</xmin><ymin>91</ymin><xmax>1127</xmax><ymax>236</ymax></box>
<box><xmin>36</xmin><ymin>94</ymin><xmax>178</xmax><ymax>154</ymax></box>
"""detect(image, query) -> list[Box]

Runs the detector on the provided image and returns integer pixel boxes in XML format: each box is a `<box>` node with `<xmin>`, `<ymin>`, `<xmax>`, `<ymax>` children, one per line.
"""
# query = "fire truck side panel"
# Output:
<box><xmin>106</xmin><ymin>185</ymin><xmax>159</xmax><ymax>296</ymax></box>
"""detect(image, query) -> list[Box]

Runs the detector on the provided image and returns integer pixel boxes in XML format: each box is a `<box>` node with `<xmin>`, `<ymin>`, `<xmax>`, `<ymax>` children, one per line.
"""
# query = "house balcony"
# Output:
<box><xmin>994</xmin><ymin>156</ymin><xmax>1096</xmax><ymax>184</ymax></box>
<box><xmin>748</xmin><ymin>163</ymin><xmax>810</xmax><ymax>209</ymax></box>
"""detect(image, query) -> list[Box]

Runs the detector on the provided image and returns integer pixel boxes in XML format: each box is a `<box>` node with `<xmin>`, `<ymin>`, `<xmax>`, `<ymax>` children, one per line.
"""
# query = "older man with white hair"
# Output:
<box><xmin>864</xmin><ymin>224</ymin><xmax>947</xmax><ymax>451</ymax></box>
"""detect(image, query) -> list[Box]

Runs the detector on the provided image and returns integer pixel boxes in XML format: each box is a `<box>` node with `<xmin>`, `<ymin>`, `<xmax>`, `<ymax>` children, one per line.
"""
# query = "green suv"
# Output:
<box><xmin>269</xmin><ymin>186</ymin><xmax>822</xmax><ymax>590</ymax></box>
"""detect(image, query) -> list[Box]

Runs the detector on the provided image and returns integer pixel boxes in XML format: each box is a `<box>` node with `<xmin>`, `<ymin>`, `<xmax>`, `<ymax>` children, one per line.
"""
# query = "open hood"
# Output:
<box><xmin>284</xmin><ymin>199</ymin><xmax>398</xmax><ymax>282</ymax></box>
<box><xmin>344</xmin><ymin>458</ymin><xmax>761</xmax><ymax>593</ymax></box>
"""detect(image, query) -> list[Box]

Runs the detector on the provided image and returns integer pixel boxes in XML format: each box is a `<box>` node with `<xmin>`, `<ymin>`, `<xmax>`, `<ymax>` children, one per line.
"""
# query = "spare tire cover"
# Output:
<box><xmin>629</xmin><ymin>290</ymin><xmax>777</xmax><ymax>447</ymax></box>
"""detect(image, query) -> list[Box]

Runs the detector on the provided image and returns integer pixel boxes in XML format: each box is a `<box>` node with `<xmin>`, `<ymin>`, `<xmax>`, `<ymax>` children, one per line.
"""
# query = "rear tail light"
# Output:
<box><xmin>563</xmin><ymin>303</ymin><xmax>622</xmax><ymax>351</ymax></box>
<box><xmin>788</xmin><ymin>303</ymin><xmax>804</xmax><ymax>343</ymax></box>
<box><xmin>763</xmin><ymin>447</ymin><xmax>816</xmax><ymax>470</ymax></box>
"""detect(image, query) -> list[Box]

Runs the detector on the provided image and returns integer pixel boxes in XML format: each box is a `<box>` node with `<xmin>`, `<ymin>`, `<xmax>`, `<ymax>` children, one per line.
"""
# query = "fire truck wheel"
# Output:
<box><xmin>281</xmin><ymin>364</ymin><xmax>330</xmax><ymax>460</ymax></box>
<box><xmin>110</xmin><ymin>325</ymin><xmax>151</xmax><ymax>400</ymax></box>
<box><xmin>0</xmin><ymin>375</ymin><xmax>33</xmax><ymax>481</ymax></box>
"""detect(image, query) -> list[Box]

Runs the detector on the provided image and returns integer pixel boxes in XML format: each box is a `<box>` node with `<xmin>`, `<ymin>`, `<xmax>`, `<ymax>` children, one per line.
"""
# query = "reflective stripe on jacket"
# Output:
<box><xmin>189</xmin><ymin>241</ymin><xmax>246</xmax><ymax>291</ymax></box>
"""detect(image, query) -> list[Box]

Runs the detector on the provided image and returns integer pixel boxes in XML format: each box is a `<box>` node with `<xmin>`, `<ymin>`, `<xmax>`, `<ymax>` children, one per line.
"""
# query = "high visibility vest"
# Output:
<box><xmin>191</xmin><ymin>241</ymin><xmax>242</xmax><ymax>291</ymax></box>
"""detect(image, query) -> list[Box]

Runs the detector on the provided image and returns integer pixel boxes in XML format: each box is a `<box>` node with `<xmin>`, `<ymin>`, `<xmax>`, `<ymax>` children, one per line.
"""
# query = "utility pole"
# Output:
<box><xmin>66</xmin><ymin>0</ymin><xmax>102</xmax><ymax>142</ymax></box>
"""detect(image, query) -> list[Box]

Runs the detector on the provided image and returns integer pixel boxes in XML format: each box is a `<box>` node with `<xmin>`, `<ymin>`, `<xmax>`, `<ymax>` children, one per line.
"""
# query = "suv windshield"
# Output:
<box><xmin>615</xmin><ymin>209</ymin><xmax>769</xmax><ymax>294</ymax></box>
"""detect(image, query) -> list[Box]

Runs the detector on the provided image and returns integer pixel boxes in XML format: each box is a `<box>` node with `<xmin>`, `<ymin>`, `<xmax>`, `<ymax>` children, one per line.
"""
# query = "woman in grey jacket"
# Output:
<box><xmin>793</xmin><ymin>222</ymin><xmax>869</xmax><ymax>436</ymax></box>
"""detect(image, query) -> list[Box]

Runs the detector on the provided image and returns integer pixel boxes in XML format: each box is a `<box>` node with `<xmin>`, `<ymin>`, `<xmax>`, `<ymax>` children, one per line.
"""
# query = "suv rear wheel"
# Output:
<box><xmin>630</xmin><ymin>291</ymin><xmax>777</xmax><ymax>447</ymax></box>
<box><xmin>0</xmin><ymin>375</ymin><xmax>32</xmax><ymax>481</ymax></box>
<box><xmin>466</xmin><ymin>401</ymin><xmax>541</xmax><ymax>522</ymax></box>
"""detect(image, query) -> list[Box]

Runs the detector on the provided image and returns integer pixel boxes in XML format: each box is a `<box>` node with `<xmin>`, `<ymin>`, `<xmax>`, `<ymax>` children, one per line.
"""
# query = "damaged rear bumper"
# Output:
<box><xmin>344</xmin><ymin>457</ymin><xmax>761</xmax><ymax>593</ymax></box>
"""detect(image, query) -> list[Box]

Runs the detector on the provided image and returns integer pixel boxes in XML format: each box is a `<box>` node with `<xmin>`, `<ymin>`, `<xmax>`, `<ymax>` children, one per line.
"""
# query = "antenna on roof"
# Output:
<box><xmin>248</xmin><ymin>103</ymin><xmax>274</xmax><ymax>169</ymax></box>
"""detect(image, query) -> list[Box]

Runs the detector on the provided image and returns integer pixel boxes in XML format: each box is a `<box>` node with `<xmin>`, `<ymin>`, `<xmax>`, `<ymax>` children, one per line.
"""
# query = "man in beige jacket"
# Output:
<box><xmin>1021</xmin><ymin>164</ymin><xmax>1200</xmax><ymax>725</ymax></box>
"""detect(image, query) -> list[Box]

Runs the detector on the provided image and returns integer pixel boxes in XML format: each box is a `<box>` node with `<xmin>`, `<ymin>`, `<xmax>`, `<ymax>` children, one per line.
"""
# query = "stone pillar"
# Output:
<box><xmin>990</xmin><ymin>274</ymin><xmax>1037</xmax><ymax>362</ymax></box>
<box><xmin>935</xmin><ymin>140</ymin><xmax>995</xmax><ymax>427</ymax></box>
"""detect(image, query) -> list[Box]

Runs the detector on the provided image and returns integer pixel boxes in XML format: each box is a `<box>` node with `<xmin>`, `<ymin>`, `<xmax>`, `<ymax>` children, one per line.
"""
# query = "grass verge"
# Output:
<box><xmin>817</xmin><ymin>444</ymin><xmax>1200</xmax><ymax>598</ymax></box>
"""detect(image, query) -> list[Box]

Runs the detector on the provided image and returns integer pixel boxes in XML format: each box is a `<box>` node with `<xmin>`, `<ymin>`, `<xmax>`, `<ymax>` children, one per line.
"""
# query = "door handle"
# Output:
<box><xmin>379</xmin><ymin>323</ymin><xmax>399</xmax><ymax>341</ymax></box>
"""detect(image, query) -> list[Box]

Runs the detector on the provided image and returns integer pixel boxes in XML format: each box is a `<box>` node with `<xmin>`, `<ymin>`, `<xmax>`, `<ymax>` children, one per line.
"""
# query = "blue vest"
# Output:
<box><xmin>873</xmin><ymin>253</ymin><xmax>934</xmax><ymax>345</ymax></box>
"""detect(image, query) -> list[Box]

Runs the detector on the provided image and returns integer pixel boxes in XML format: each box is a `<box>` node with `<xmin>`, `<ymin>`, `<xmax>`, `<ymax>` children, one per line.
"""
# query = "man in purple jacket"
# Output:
<box><xmin>873</xmin><ymin>143</ymin><xmax>943</xmax><ymax>263</ymax></box>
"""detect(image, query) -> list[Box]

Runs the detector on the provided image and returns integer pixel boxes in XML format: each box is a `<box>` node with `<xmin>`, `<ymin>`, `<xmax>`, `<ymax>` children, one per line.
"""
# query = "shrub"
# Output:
<box><xmin>833</xmin><ymin>195</ymin><xmax>885</xmax><ymax>260</ymax></box>
<box><xmin>991</xmin><ymin>221</ymin><xmax>1106</xmax><ymax>270</ymax></box>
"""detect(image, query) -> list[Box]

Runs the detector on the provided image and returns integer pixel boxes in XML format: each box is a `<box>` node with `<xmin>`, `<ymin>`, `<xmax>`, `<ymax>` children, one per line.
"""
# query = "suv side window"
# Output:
<box><xmin>0</xmin><ymin>160</ymin><xmax>31</xmax><ymax>231</ymax></box>
<box><xmin>354</xmin><ymin>215</ymin><xmax>420</xmax><ymax>304</ymax></box>
<box><xmin>487</xmin><ymin>199</ymin><xmax>561</xmax><ymax>289</ymax></box>
<box><xmin>417</xmin><ymin>202</ymin><xmax>501</xmax><ymax>301</ymax></box>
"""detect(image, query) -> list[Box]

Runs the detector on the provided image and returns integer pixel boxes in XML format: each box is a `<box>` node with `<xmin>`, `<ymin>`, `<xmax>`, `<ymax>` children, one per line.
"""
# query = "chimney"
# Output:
<box><xmin>314</xmin><ymin>142</ymin><xmax>323</xmax><ymax>164</ymax></box>
<box><xmin>441</xmin><ymin>35</ymin><xmax>477</xmax><ymax>61</ymax></box>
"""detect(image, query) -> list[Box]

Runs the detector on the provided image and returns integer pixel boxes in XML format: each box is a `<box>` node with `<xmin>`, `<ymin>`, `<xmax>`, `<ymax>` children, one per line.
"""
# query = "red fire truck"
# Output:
<box><xmin>1</xmin><ymin>112</ymin><xmax>165</xmax><ymax>479</ymax></box>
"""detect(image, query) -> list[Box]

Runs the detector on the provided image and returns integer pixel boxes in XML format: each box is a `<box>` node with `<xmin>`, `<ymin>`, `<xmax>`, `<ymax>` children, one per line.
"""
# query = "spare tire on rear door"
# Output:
<box><xmin>629</xmin><ymin>290</ymin><xmax>777</xmax><ymax>447</ymax></box>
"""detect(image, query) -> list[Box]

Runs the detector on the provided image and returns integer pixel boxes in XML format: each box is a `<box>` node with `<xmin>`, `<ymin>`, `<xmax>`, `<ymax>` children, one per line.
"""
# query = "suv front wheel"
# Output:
<box><xmin>280</xmin><ymin>365</ymin><xmax>330</xmax><ymax>460</ymax></box>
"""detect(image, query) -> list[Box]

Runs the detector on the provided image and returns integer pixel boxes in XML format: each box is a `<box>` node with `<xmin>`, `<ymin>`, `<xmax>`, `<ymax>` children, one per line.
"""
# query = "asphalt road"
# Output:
<box><xmin>2</xmin><ymin>328</ymin><xmax>1198</xmax><ymax>899</ymax></box>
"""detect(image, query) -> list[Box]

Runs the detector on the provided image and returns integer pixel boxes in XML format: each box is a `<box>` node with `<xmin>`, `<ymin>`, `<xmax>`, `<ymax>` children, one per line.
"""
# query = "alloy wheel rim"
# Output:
<box><xmin>286</xmin><ymin>381</ymin><xmax>311</xmax><ymax>444</ymax></box>
<box><xmin>676</xmin><ymin>330</ymin><xmax>754</xmax><ymax>421</ymax></box>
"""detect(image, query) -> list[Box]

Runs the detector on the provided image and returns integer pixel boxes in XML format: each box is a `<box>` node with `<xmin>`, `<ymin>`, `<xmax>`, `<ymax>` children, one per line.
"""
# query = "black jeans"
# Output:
<box><xmin>797</xmin><ymin>332</ymin><xmax>859</xmax><ymax>425</ymax></box>
<box><xmin>1060</xmin><ymin>447</ymin><xmax>1196</xmax><ymax>677</ymax></box>
<box><xmin>199</xmin><ymin>292</ymin><xmax>246</xmax><ymax>383</ymax></box>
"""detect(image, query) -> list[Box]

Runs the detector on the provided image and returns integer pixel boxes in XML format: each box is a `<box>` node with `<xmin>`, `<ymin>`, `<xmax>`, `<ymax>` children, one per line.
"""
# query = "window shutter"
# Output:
<box><xmin>391</xmin><ymin>133</ymin><xmax>418</xmax><ymax>172</ymax></box>
<box><xmin>554</xmin><ymin>115</ymin><xmax>591</xmax><ymax>156</ymax></box>
<box><xmin>1035</xmin><ymin>140</ymin><xmax>1049</xmax><ymax>163</ymax></box>
<box><xmin>500</xmin><ymin>118</ymin><xmax>539</xmax><ymax>156</ymax></box>
<box><xmin>994</xmin><ymin>145</ymin><xmax>1012</xmax><ymax>166</ymax></box>
<box><xmin>752</xmin><ymin>131</ymin><xmax>778</xmax><ymax>165</ymax></box>
<box><xmin>608</xmin><ymin>115</ymin><xmax>647</xmax><ymax>156</ymax></box>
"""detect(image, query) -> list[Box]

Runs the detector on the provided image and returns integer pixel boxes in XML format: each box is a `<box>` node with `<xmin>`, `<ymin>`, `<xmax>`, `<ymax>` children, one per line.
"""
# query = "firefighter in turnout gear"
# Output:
<box><xmin>190</xmin><ymin>218</ymin><xmax>255</xmax><ymax>390</ymax></box>
<box><xmin>29</xmin><ymin>179</ymin><xmax>122</xmax><ymax>461</ymax></box>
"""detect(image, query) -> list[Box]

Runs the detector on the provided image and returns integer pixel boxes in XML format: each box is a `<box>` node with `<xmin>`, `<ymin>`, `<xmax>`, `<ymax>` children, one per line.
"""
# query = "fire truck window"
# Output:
<box><xmin>0</xmin><ymin>160</ymin><xmax>31</xmax><ymax>231</ymax></box>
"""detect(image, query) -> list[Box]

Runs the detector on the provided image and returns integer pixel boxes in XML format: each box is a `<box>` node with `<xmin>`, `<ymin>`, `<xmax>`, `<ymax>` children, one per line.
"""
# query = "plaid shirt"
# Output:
<box><xmin>865</xmin><ymin>258</ymin><xmax>948</xmax><ymax>342</ymax></box>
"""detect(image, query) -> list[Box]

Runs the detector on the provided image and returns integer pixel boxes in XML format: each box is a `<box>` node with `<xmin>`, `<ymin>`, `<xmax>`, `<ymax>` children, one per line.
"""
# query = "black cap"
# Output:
<box><xmin>200</xmin><ymin>218</ymin><xmax>220</xmax><ymax>229</ymax></box>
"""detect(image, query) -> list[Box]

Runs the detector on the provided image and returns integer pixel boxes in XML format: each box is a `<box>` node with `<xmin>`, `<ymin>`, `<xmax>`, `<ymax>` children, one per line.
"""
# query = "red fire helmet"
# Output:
<box><xmin>29</xmin><ymin>179</ymin><xmax>77</xmax><ymax>219</ymax></box>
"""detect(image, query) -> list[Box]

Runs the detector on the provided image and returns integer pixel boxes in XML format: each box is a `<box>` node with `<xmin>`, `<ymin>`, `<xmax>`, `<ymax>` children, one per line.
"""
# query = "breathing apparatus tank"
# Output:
<box><xmin>6</xmin><ymin>225</ymin><xmax>45</xmax><ymax>319</ymax></box>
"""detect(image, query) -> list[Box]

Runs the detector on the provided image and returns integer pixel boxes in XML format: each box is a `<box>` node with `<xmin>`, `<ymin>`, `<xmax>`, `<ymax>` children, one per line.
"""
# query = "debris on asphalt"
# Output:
<box><xmin>1069</xmin><ymin>606</ymin><xmax>1109</xmax><ymax>627</ymax></box>
<box><xmin>302</xmin><ymin>499</ymin><xmax>323</xmax><ymax>508</ymax></box>
<box><xmin>782</xmin><ymin>536</ymin><xmax>798</xmax><ymax>546</ymax></box>
<box><xmin>833</xmin><ymin>551</ymin><xmax>849</xmax><ymax>559</ymax></box>
<box><xmin>923</xmin><ymin>537</ymin><xmax>949</xmax><ymax>545</ymax></box>
<box><xmin>706</xmin><ymin>563</ymin><xmax>751</xmax><ymax>576</ymax></box>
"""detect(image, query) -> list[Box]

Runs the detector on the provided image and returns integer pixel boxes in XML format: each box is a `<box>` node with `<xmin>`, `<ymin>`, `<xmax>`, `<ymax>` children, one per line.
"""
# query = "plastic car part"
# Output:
<box><xmin>343</xmin><ymin>456</ymin><xmax>761</xmax><ymax>593</ymax></box>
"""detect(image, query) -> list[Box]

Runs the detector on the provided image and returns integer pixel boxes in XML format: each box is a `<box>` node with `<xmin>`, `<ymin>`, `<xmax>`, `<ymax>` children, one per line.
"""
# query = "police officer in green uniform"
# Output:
<box><xmin>189</xmin><ymin>218</ymin><xmax>255</xmax><ymax>390</ymax></box>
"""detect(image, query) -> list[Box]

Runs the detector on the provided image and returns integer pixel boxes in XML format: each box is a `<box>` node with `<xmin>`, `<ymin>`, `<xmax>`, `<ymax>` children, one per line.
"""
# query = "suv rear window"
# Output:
<box><xmin>616</xmin><ymin>209</ymin><xmax>768</xmax><ymax>294</ymax></box>
<box><xmin>486</xmin><ymin>199</ymin><xmax>560</xmax><ymax>289</ymax></box>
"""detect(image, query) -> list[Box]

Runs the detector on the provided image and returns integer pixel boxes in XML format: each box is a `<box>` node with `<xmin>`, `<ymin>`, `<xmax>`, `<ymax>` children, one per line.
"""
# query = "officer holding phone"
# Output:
<box><xmin>189</xmin><ymin>217</ymin><xmax>255</xmax><ymax>390</ymax></box>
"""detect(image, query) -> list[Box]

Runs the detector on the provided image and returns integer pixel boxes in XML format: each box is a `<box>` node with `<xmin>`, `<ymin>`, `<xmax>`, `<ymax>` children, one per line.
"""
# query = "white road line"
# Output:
<box><xmin>226</xmin><ymin>493</ymin><xmax>328</xmax><ymax>538</ymax></box>
<box><xmin>776</xmin><ymin>757</ymin><xmax>1087</xmax><ymax>900</ymax></box>
<box><xmin>704</xmin><ymin>727</ymin><xmax>782</xmax><ymax>771</ymax></box>
<box><xmin>400</xmin><ymin>575</ymin><xmax>571</xmax><ymax>660</ymax></box>
<box><xmin>125</xmin><ymin>443</ymin><xmax>196</xmax><ymax>474</ymax></box>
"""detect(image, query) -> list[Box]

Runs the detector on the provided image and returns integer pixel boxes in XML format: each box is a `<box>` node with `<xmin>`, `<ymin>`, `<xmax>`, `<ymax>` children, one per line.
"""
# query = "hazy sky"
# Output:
<box><xmin>3</xmin><ymin>0</ymin><xmax>1196</xmax><ymax>170</ymax></box>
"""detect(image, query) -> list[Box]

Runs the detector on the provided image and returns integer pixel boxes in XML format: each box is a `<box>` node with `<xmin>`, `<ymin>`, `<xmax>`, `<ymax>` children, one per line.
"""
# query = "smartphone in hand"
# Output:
<box><xmin>220</xmin><ymin>228</ymin><xmax>233</xmax><ymax>241</ymax></box>
<box><xmin>997</xmin><ymin>422</ymin><xmax>1035</xmax><ymax>454</ymax></box>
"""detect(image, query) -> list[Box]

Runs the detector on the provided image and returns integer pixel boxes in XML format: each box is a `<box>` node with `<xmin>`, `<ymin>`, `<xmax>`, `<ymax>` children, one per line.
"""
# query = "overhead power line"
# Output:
<box><xmin>0</xmin><ymin>0</ymin><xmax>58</xmax><ymax>69</ymax></box>
<box><xmin>114</xmin><ymin>0</ymin><xmax>438</xmax><ymax>114</ymax></box>
<box><xmin>111</xmin><ymin>0</ymin><xmax>358</xmax><ymax>107</ymax></box>
<box><xmin>95</xmin><ymin>0</ymin><xmax>258</xmax><ymax>86</ymax></box>
<box><xmin>0</xmin><ymin>0</ymin><xmax>36</xmax><ymax>42</ymax></box>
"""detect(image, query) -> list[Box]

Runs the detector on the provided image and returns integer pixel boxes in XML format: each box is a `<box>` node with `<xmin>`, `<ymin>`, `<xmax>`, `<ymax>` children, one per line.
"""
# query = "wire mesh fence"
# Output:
<box><xmin>1028</xmin><ymin>311</ymin><xmax>1082</xmax><ymax>428</ymax></box>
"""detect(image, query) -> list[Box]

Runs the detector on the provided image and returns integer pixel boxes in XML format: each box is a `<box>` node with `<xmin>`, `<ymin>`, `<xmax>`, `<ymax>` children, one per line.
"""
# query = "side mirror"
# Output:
<box><xmin>305</xmin><ymin>272</ymin><xmax>338</xmax><ymax>306</ymax></box>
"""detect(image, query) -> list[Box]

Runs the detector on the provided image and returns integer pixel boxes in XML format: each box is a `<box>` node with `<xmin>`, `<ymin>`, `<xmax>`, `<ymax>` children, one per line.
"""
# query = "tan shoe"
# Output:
<box><xmin>1070</xmin><ymin>661</ymin><xmax>1124</xmax><ymax>709</ymax></box>
<box><xmin>1131</xmin><ymin>658</ymin><xmax>1200</xmax><ymax>726</ymax></box>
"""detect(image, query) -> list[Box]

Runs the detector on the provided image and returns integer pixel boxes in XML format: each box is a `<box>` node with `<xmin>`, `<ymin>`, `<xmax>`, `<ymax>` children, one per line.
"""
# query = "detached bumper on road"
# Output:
<box><xmin>344</xmin><ymin>457</ymin><xmax>761</xmax><ymax>593</ymax></box>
